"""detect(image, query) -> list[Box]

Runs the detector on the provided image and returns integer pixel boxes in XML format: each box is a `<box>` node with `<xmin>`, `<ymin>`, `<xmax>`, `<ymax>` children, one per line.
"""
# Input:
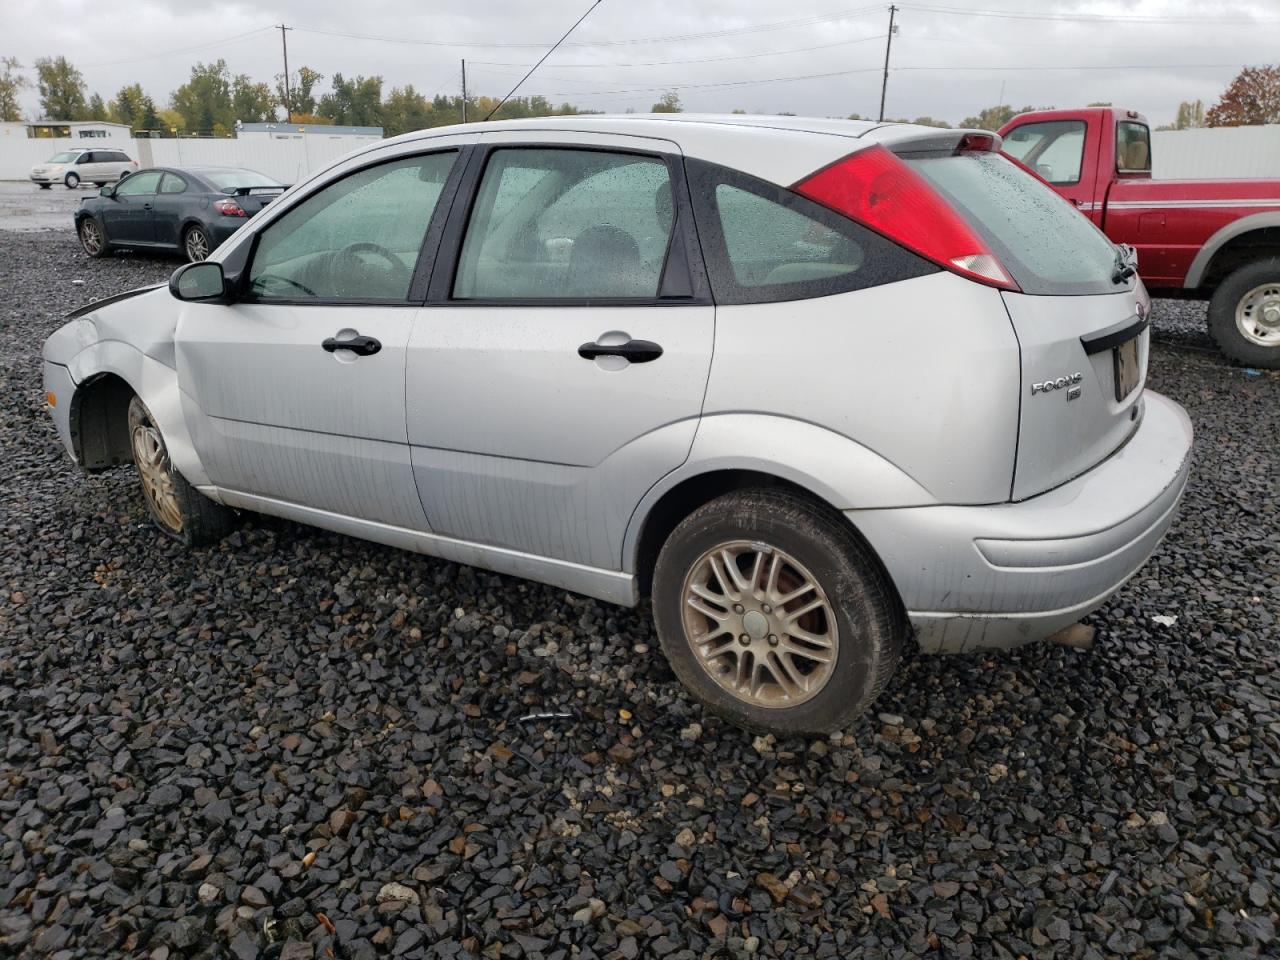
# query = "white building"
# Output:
<box><xmin>0</xmin><ymin>120</ymin><xmax>133</xmax><ymax>143</ymax></box>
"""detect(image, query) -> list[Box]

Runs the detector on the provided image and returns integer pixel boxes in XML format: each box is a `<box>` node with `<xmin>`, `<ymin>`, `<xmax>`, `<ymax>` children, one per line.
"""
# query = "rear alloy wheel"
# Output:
<box><xmin>183</xmin><ymin>225</ymin><xmax>210</xmax><ymax>262</ymax></box>
<box><xmin>652</xmin><ymin>489</ymin><xmax>905</xmax><ymax>734</ymax></box>
<box><xmin>1208</xmin><ymin>259</ymin><xmax>1280</xmax><ymax>369</ymax></box>
<box><xmin>127</xmin><ymin>396</ymin><xmax>235</xmax><ymax>546</ymax></box>
<box><xmin>79</xmin><ymin>218</ymin><xmax>108</xmax><ymax>258</ymax></box>
<box><xmin>64</xmin><ymin>172</ymin><xmax>79</xmax><ymax>189</ymax></box>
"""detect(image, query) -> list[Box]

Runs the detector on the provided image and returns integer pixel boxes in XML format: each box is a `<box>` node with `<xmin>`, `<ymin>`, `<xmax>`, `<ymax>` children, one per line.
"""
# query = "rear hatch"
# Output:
<box><xmin>905</xmin><ymin>150</ymin><xmax>1147</xmax><ymax>500</ymax></box>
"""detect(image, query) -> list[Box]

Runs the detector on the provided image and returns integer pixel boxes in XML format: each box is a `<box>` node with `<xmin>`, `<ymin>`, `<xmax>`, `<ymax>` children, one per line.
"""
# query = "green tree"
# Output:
<box><xmin>109</xmin><ymin>83</ymin><xmax>146</xmax><ymax>128</ymax></box>
<box><xmin>34</xmin><ymin>56</ymin><xmax>88</xmax><ymax>119</ymax></box>
<box><xmin>0</xmin><ymin>57</ymin><xmax>29</xmax><ymax>121</ymax></box>
<box><xmin>650</xmin><ymin>90</ymin><xmax>682</xmax><ymax>113</ymax></box>
<box><xmin>960</xmin><ymin>104</ymin><xmax>1040</xmax><ymax>131</ymax></box>
<box><xmin>1206</xmin><ymin>66</ymin><xmax>1280</xmax><ymax>126</ymax></box>
<box><xmin>382</xmin><ymin>84</ymin><xmax>432</xmax><ymax>136</ymax></box>
<box><xmin>231</xmin><ymin>74</ymin><xmax>275</xmax><ymax>123</ymax></box>
<box><xmin>911</xmin><ymin>116</ymin><xmax>951</xmax><ymax>128</ymax></box>
<box><xmin>1174</xmin><ymin>99</ymin><xmax>1205</xmax><ymax>129</ymax></box>
<box><xmin>317</xmin><ymin>73</ymin><xmax>383</xmax><ymax>127</ymax></box>
<box><xmin>172</xmin><ymin>60</ymin><xmax>234</xmax><ymax>134</ymax></box>
<box><xmin>87</xmin><ymin>92</ymin><xmax>108</xmax><ymax>120</ymax></box>
<box><xmin>277</xmin><ymin>65</ymin><xmax>323</xmax><ymax>119</ymax></box>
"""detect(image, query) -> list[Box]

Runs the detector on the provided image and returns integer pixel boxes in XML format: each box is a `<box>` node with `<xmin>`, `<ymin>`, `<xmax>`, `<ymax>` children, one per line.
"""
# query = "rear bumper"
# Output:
<box><xmin>849</xmin><ymin>391</ymin><xmax>1193</xmax><ymax>653</ymax></box>
<box><xmin>208</xmin><ymin>220</ymin><xmax>244</xmax><ymax>248</ymax></box>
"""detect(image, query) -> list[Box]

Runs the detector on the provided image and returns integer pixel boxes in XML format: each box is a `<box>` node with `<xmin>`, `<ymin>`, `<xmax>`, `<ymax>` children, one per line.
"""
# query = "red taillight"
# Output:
<box><xmin>793</xmin><ymin>144</ymin><xmax>1018</xmax><ymax>290</ymax></box>
<box><xmin>214</xmin><ymin>198</ymin><xmax>247</xmax><ymax>217</ymax></box>
<box><xmin>954</xmin><ymin>132</ymin><xmax>997</xmax><ymax>153</ymax></box>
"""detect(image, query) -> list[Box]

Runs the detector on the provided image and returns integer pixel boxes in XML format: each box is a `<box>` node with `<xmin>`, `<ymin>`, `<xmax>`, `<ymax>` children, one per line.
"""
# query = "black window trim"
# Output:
<box><xmin>231</xmin><ymin>145</ymin><xmax>470</xmax><ymax>308</ymax></box>
<box><xmin>426</xmin><ymin>142</ymin><xmax>712</xmax><ymax>308</ymax></box>
<box><xmin>686</xmin><ymin>156</ymin><xmax>938</xmax><ymax>306</ymax></box>
<box><xmin>1000</xmin><ymin>118</ymin><xmax>1087</xmax><ymax>187</ymax></box>
<box><xmin>158</xmin><ymin>171</ymin><xmax>188</xmax><ymax>195</ymax></box>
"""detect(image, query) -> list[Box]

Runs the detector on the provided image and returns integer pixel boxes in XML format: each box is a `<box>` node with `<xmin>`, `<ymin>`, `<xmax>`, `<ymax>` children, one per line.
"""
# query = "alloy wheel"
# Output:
<box><xmin>80</xmin><ymin>220</ymin><xmax>102</xmax><ymax>256</ymax></box>
<box><xmin>680</xmin><ymin>540</ymin><xmax>839</xmax><ymax>708</ymax></box>
<box><xmin>185</xmin><ymin>228</ymin><xmax>209</xmax><ymax>262</ymax></box>
<box><xmin>131</xmin><ymin>422</ymin><xmax>183</xmax><ymax>533</ymax></box>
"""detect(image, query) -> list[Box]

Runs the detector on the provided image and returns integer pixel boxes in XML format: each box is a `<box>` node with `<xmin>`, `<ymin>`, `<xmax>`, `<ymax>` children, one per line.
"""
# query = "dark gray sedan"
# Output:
<box><xmin>74</xmin><ymin>166</ymin><xmax>286</xmax><ymax>262</ymax></box>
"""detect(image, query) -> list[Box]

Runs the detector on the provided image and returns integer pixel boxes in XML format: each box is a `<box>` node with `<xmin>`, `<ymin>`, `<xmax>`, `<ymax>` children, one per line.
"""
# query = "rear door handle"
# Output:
<box><xmin>577</xmin><ymin>339</ymin><xmax>663</xmax><ymax>363</ymax></box>
<box><xmin>322</xmin><ymin>334</ymin><xmax>382</xmax><ymax>356</ymax></box>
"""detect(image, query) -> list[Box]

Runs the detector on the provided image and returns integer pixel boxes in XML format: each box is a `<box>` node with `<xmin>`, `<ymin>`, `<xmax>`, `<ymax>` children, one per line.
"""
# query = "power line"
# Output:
<box><xmin>81</xmin><ymin>26</ymin><xmax>275</xmax><ymax>67</ymax></box>
<box><xmin>900</xmin><ymin>2</ymin><xmax>1280</xmax><ymax>24</ymax></box>
<box><xmin>470</xmin><ymin>34</ymin><xmax>886</xmax><ymax>70</ymax></box>
<box><xmin>288</xmin><ymin>6</ymin><xmax>884</xmax><ymax>51</ymax></box>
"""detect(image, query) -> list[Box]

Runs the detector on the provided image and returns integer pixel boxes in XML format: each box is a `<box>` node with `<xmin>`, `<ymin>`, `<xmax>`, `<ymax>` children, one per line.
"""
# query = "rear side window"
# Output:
<box><xmin>687</xmin><ymin>159</ymin><xmax>936</xmax><ymax>305</ymax></box>
<box><xmin>907</xmin><ymin>152</ymin><xmax>1124</xmax><ymax>296</ymax></box>
<box><xmin>1116</xmin><ymin>121</ymin><xmax>1151</xmax><ymax>174</ymax></box>
<box><xmin>453</xmin><ymin>148</ymin><xmax>674</xmax><ymax>300</ymax></box>
<box><xmin>1001</xmin><ymin>120</ymin><xmax>1085</xmax><ymax>185</ymax></box>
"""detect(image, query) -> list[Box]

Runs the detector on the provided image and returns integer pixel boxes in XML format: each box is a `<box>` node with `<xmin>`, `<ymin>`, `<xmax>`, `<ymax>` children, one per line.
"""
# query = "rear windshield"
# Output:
<box><xmin>202</xmin><ymin>170</ymin><xmax>282</xmax><ymax>191</ymax></box>
<box><xmin>906</xmin><ymin>152</ymin><xmax>1128</xmax><ymax>296</ymax></box>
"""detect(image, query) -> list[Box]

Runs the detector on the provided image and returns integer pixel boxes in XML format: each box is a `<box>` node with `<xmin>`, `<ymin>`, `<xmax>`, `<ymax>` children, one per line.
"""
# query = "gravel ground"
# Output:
<box><xmin>2</xmin><ymin>231</ymin><xmax>1278</xmax><ymax>960</ymax></box>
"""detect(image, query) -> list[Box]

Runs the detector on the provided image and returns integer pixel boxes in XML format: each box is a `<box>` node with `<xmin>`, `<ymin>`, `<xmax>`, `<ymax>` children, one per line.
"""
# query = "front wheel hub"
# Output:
<box><xmin>1236</xmin><ymin>283</ymin><xmax>1280</xmax><ymax>347</ymax></box>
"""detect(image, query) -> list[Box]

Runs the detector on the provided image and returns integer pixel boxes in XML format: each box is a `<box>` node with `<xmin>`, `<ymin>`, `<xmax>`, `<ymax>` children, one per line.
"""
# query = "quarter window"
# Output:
<box><xmin>1001</xmin><ymin>120</ymin><xmax>1085</xmax><ymax>185</ymax></box>
<box><xmin>115</xmin><ymin>170</ymin><xmax>162</xmax><ymax>196</ymax></box>
<box><xmin>453</xmin><ymin>149</ymin><xmax>674</xmax><ymax>300</ymax></box>
<box><xmin>687</xmin><ymin>159</ymin><xmax>936</xmax><ymax>305</ymax></box>
<box><xmin>1116</xmin><ymin>121</ymin><xmax>1151</xmax><ymax>174</ymax></box>
<box><xmin>159</xmin><ymin>173</ymin><xmax>187</xmax><ymax>194</ymax></box>
<box><xmin>247</xmin><ymin>151</ymin><xmax>457</xmax><ymax>302</ymax></box>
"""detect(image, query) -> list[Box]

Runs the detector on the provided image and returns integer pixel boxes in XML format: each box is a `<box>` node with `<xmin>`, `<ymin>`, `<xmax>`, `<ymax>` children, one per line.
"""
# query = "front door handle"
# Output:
<box><xmin>577</xmin><ymin>339</ymin><xmax>663</xmax><ymax>363</ymax></box>
<box><xmin>322</xmin><ymin>334</ymin><xmax>382</xmax><ymax>356</ymax></box>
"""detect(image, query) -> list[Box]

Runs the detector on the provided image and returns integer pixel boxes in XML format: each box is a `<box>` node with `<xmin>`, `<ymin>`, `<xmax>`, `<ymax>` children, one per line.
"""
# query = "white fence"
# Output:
<box><xmin>1152</xmin><ymin>125</ymin><xmax>1280</xmax><ymax>180</ymax></box>
<box><xmin>0</xmin><ymin>133</ymin><xmax>380</xmax><ymax>184</ymax></box>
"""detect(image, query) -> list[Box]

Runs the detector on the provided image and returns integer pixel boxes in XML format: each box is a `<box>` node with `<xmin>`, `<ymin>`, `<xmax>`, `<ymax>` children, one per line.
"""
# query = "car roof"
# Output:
<box><xmin>376</xmin><ymin>113</ymin><xmax>989</xmax><ymax>188</ymax></box>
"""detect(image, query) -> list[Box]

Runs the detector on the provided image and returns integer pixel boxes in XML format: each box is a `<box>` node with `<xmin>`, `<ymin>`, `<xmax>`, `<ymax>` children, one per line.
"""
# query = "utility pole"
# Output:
<box><xmin>278</xmin><ymin>24</ymin><xmax>293</xmax><ymax>123</ymax></box>
<box><xmin>878</xmin><ymin>5</ymin><xmax>897</xmax><ymax>123</ymax></box>
<box><xmin>461</xmin><ymin>59</ymin><xmax>467</xmax><ymax>123</ymax></box>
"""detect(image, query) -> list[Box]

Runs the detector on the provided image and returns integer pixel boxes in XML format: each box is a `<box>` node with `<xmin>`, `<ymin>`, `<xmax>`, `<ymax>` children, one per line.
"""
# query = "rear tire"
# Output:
<box><xmin>38</xmin><ymin>183</ymin><xmax>51</xmax><ymax>190</ymax></box>
<box><xmin>127</xmin><ymin>396</ymin><xmax>235</xmax><ymax>547</ymax></box>
<box><xmin>94</xmin><ymin>181</ymin><xmax>106</xmax><ymax>187</ymax></box>
<box><xmin>652</xmin><ymin>488</ymin><xmax>905</xmax><ymax>735</ymax></box>
<box><xmin>64</xmin><ymin>172</ymin><xmax>79</xmax><ymax>189</ymax></box>
<box><xmin>1208</xmin><ymin>259</ymin><xmax>1280</xmax><ymax>369</ymax></box>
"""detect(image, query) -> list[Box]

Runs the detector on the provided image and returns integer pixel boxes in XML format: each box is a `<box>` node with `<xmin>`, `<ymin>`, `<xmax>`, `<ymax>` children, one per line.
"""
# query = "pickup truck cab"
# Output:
<box><xmin>999</xmin><ymin>107</ymin><xmax>1280</xmax><ymax>368</ymax></box>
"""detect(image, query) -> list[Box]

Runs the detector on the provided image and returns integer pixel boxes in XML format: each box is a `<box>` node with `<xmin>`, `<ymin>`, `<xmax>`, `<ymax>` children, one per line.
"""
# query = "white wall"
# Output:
<box><xmin>1152</xmin><ymin>125</ymin><xmax>1280</xmax><ymax>180</ymax></box>
<box><xmin>0</xmin><ymin>133</ymin><xmax>381</xmax><ymax>182</ymax></box>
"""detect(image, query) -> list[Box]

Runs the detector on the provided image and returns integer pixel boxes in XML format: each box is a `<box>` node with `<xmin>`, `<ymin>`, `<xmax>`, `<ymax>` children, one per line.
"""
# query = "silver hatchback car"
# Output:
<box><xmin>43</xmin><ymin>115</ymin><xmax>1192</xmax><ymax>733</ymax></box>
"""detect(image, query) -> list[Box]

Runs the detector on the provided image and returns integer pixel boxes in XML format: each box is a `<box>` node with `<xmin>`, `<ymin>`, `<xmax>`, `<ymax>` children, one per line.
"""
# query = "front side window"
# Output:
<box><xmin>247</xmin><ymin>151</ymin><xmax>457</xmax><ymax>302</ymax></box>
<box><xmin>1116</xmin><ymin>121</ymin><xmax>1151</xmax><ymax>174</ymax></box>
<box><xmin>1001</xmin><ymin>120</ymin><xmax>1085</xmax><ymax>185</ymax></box>
<box><xmin>454</xmin><ymin>149</ymin><xmax>674</xmax><ymax>300</ymax></box>
<box><xmin>47</xmin><ymin>152</ymin><xmax>80</xmax><ymax>164</ymax></box>
<box><xmin>688</xmin><ymin>160</ymin><xmax>935</xmax><ymax>305</ymax></box>
<box><xmin>115</xmin><ymin>170</ymin><xmax>162</xmax><ymax>197</ymax></box>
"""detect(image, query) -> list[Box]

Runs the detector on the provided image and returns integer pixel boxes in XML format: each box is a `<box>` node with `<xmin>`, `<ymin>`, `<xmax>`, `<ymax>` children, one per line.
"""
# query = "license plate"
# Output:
<box><xmin>1113</xmin><ymin>335</ymin><xmax>1141</xmax><ymax>401</ymax></box>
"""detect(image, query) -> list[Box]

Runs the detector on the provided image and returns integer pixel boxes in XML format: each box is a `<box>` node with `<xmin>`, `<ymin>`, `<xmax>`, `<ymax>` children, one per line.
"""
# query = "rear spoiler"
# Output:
<box><xmin>231</xmin><ymin>185</ymin><xmax>290</xmax><ymax>196</ymax></box>
<box><xmin>887</xmin><ymin>129</ymin><xmax>1003</xmax><ymax>157</ymax></box>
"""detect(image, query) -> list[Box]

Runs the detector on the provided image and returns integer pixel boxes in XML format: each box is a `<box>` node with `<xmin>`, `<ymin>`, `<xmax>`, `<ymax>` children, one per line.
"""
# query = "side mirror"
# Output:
<box><xmin>170</xmin><ymin>261</ymin><xmax>227</xmax><ymax>302</ymax></box>
<box><xmin>99</xmin><ymin>185</ymin><xmax>115</xmax><ymax>198</ymax></box>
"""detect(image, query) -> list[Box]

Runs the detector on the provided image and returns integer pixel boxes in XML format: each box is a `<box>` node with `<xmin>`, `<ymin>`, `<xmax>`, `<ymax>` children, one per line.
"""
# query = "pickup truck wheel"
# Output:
<box><xmin>1209</xmin><ymin>259</ymin><xmax>1280</xmax><ymax>369</ymax></box>
<box><xmin>652</xmin><ymin>488</ymin><xmax>905</xmax><ymax>735</ymax></box>
<box><xmin>127</xmin><ymin>396</ymin><xmax>235</xmax><ymax>547</ymax></box>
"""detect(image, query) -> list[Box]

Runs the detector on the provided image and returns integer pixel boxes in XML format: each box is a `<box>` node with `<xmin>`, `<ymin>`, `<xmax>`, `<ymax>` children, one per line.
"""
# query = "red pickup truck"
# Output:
<box><xmin>998</xmin><ymin>107</ymin><xmax>1280</xmax><ymax>368</ymax></box>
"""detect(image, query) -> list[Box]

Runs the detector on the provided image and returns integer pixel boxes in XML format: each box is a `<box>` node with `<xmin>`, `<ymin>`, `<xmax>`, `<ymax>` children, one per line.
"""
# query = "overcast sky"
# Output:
<box><xmin>7</xmin><ymin>0</ymin><xmax>1279</xmax><ymax>126</ymax></box>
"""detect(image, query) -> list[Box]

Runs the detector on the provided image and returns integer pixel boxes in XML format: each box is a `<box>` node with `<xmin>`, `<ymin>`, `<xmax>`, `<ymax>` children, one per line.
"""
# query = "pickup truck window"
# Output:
<box><xmin>1000</xmin><ymin>120</ymin><xmax>1085</xmax><ymax>185</ymax></box>
<box><xmin>908</xmin><ymin>152</ymin><xmax>1126</xmax><ymax>296</ymax></box>
<box><xmin>1116</xmin><ymin>121</ymin><xmax>1151</xmax><ymax>174</ymax></box>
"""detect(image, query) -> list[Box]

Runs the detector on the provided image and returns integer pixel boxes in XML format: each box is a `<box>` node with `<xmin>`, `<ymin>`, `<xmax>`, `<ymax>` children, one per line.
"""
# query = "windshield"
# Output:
<box><xmin>907</xmin><ymin>152</ymin><xmax>1128</xmax><ymax>296</ymax></box>
<box><xmin>202</xmin><ymin>169</ymin><xmax>282</xmax><ymax>191</ymax></box>
<box><xmin>47</xmin><ymin>152</ymin><xmax>80</xmax><ymax>164</ymax></box>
